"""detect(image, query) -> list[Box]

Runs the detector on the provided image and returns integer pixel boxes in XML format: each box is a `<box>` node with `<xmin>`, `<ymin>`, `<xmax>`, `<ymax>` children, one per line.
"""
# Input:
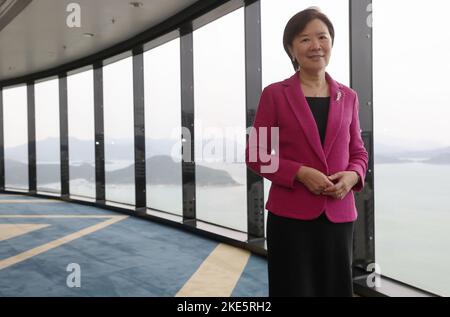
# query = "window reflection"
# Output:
<box><xmin>3</xmin><ymin>85</ymin><xmax>28</xmax><ymax>190</ymax></box>
<box><xmin>103</xmin><ymin>56</ymin><xmax>136</xmax><ymax>205</ymax></box>
<box><xmin>34</xmin><ymin>78</ymin><xmax>61</xmax><ymax>194</ymax></box>
<box><xmin>373</xmin><ymin>0</ymin><xmax>450</xmax><ymax>296</ymax></box>
<box><xmin>67</xmin><ymin>69</ymin><xmax>96</xmax><ymax>199</ymax></box>
<box><xmin>144</xmin><ymin>38</ymin><xmax>183</xmax><ymax>215</ymax></box>
<box><xmin>193</xmin><ymin>8</ymin><xmax>247</xmax><ymax>232</ymax></box>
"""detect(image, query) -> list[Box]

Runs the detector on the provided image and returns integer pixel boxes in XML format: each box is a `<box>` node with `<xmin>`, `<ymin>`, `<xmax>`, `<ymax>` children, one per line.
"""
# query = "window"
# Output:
<box><xmin>2</xmin><ymin>85</ymin><xmax>28</xmax><ymax>190</ymax></box>
<box><xmin>193</xmin><ymin>8</ymin><xmax>247</xmax><ymax>232</ymax></box>
<box><xmin>67</xmin><ymin>68</ymin><xmax>96</xmax><ymax>199</ymax></box>
<box><xmin>144</xmin><ymin>38</ymin><xmax>183</xmax><ymax>215</ymax></box>
<box><xmin>103</xmin><ymin>55</ymin><xmax>135</xmax><ymax>206</ymax></box>
<box><xmin>373</xmin><ymin>0</ymin><xmax>450</xmax><ymax>296</ymax></box>
<box><xmin>34</xmin><ymin>78</ymin><xmax>61</xmax><ymax>194</ymax></box>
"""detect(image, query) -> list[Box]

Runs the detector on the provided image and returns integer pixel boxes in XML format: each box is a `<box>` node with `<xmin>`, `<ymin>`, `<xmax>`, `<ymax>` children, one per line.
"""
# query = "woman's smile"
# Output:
<box><xmin>308</xmin><ymin>55</ymin><xmax>324</xmax><ymax>60</ymax></box>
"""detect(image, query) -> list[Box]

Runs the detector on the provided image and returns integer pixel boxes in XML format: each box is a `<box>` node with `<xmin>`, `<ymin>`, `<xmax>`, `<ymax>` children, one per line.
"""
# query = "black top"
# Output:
<box><xmin>305</xmin><ymin>97</ymin><xmax>330</xmax><ymax>146</ymax></box>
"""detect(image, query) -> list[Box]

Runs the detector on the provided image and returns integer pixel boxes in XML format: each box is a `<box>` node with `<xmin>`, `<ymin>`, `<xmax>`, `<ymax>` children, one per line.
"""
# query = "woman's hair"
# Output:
<box><xmin>283</xmin><ymin>8</ymin><xmax>335</xmax><ymax>71</ymax></box>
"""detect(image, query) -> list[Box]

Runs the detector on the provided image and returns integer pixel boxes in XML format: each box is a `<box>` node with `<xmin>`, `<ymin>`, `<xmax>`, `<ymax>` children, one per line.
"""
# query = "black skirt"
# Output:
<box><xmin>266</xmin><ymin>211</ymin><xmax>354</xmax><ymax>297</ymax></box>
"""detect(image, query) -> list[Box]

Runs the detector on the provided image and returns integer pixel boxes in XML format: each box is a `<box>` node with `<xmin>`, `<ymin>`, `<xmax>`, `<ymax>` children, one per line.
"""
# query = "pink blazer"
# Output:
<box><xmin>245</xmin><ymin>71</ymin><xmax>369</xmax><ymax>223</ymax></box>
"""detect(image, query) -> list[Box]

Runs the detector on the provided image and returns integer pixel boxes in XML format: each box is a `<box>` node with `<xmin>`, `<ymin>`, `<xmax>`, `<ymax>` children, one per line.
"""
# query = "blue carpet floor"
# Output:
<box><xmin>0</xmin><ymin>194</ymin><xmax>268</xmax><ymax>297</ymax></box>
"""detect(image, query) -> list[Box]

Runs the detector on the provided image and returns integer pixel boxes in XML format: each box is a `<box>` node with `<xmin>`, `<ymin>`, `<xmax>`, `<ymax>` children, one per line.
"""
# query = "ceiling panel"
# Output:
<box><xmin>0</xmin><ymin>0</ymin><xmax>198</xmax><ymax>82</ymax></box>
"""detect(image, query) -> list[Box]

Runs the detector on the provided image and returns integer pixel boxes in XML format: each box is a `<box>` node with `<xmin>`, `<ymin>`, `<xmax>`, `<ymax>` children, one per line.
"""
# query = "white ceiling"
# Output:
<box><xmin>0</xmin><ymin>0</ymin><xmax>198</xmax><ymax>82</ymax></box>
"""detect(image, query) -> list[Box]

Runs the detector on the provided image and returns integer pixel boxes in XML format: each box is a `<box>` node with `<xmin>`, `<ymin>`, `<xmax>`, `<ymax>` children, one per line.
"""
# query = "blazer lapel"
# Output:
<box><xmin>283</xmin><ymin>71</ymin><xmax>344</xmax><ymax>166</ymax></box>
<box><xmin>284</xmin><ymin>72</ymin><xmax>327</xmax><ymax>166</ymax></box>
<box><xmin>323</xmin><ymin>72</ymin><xmax>344</xmax><ymax>159</ymax></box>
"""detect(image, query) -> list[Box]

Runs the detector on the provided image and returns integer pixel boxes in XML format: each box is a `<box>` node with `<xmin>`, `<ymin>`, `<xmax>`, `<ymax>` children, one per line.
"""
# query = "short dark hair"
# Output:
<box><xmin>283</xmin><ymin>8</ymin><xmax>335</xmax><ymax>71</ymax></box>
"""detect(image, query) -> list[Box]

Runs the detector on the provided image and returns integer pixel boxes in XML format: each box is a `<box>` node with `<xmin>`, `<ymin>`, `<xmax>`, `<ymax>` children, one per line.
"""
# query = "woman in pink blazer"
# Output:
<box><xmin>246</xmin><ymin>8</ymin><xmax>368</xmax><ymax>296</ymax></box>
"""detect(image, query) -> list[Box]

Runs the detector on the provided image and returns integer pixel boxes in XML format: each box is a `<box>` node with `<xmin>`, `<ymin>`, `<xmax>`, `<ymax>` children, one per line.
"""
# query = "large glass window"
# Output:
<box><xmin>34</xmin><ymin>78</ymin><xmax>61</xmax><ymax>194</ymax></box>
<box><xmin>103</xmin><ymin>55</ymin><xmax>135</xmax><ymax>206</ymax></box>
<box><xmin>373</xmin><ymin>0</ymin><xmax>450</xmax><ymax>296</ymax></box>
<box><xmin>193</xmin><ymin>8</ymin><xmax>247</xmax><ymax>232</ymax></box>
<box><xmin>260</xmin><ymin>0</ymin><xmax>350</xmax><ymax>236</ymax></box>
<box><xmin>2</xmin><ymin>85</ymin><xmax>28</xmax><ymax>190</ymax></box>
<box><xmin>67</xmin><ymin>68</ymin><xmax>96</xmax><ymax>199</ymax></box>
<box><xmin>144</xmin><ymin>38</ymin><xmax>183</xmax><ymax>215</ymax></box>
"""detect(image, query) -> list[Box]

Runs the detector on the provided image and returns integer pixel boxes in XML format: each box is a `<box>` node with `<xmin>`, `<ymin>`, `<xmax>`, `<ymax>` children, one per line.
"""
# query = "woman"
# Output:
<box><xmin>245</xmin><ymin>8</ymin><xmax>369</xmax><ymax>297</ymax></box>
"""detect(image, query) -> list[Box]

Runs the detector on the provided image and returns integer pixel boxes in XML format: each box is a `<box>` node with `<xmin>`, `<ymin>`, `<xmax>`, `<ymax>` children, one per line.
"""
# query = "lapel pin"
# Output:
<box><xmin>336</xmin><ymin>91</ymin><xmax>342</xmax><ymax>102</ymax></box>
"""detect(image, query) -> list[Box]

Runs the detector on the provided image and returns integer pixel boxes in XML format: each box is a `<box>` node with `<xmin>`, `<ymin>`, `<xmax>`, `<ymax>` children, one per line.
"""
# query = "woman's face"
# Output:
<box><xmin>289</xmin><ymin>18</ymin><xmax>332</xmax><ymax>73</ymax></box>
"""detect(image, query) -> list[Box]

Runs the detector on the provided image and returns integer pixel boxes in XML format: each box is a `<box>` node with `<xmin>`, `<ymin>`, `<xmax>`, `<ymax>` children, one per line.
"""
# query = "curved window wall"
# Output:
<box><xmin>2</xmin><ymin>85</ymin><xmax>28</xmax><ymax>190</ymax></box>
<box><xmin>67</xmin><ymin>68</ymin><xmax>96</xmax><ymax>199</ymax></box>
<box><xmin>0</xmin><ymin>1</ymin><xmax>395</xmax><ymax>296</ymax></box>
<box><xmin>34</xmin><ymin>78</ymin><xmax>61</xmax><ymax>194</ymax></box>
<box><xmin>193</xmin><ymin>8</ymin><xmax>247</xmax><ymax>232</ymax></box>
<box><xmin>144</xmin><ymin>38</ymin><xmax>183</xmax><ymax>215</ymax></box>
<box><xmin>103</xmin><ymin>56</ymin><xmax>136</xmax><ymax>206</ymax></box>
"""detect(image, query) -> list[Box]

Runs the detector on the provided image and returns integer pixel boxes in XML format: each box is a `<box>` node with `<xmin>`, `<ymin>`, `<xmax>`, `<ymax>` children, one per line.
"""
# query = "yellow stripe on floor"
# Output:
<box><xmin>0</xmin><ymin>224</ymin><xmax>50</xmax><ymax>242</ymax></box>
<box><xmin>0</xmin><ymin>215</ymin><xmax>128</xmax><ymax>270</ymax></box>
<box><xmin>176</xmin><ymin>243</ymin><xmax>250</xmax><ymax>297</ymax></box>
